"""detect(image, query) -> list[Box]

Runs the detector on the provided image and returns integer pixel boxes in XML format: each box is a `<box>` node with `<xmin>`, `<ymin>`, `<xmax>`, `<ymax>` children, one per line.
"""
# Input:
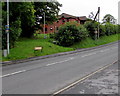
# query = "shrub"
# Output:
<box><xmin>84</xmin><ymin>21</ymin><xmax>99</xmax><ymax>39</ymax></box>
<box><xmin>10</xmin><ymin>20</ymin><xmax>22</xmax><ymax>48</ymax></box>
<box><xmin>99</xmin><ymin>24</ymin><xmax>106</xmax><ymax>36</ymax></box>
<box><xmin>54</xmin><ymin>21</ymin><xmax>88</xmax><ymax>47</ymax></box>
<box><xmin>114</xmin><ymin>25</ymin><xmax>118</xmax><ymax>34</ymax></box>
<box><xmin>105</xmin><ymin>23</ymin><xmax>115</xmax><ymax>35</ymax></box>
<box><xmin>2</xmin><ymin>19</ymin><xmax>22</xmax><ymax>49</ymax></box>
<box><xmin>49</xmin><ymin>33</ymin><xmax>55</xmax><ymax>38</ymax></box>
<box><xmin>118</xmin><ymin>25</ymin><xmax>120</xmax><ymax>33</ymax></box>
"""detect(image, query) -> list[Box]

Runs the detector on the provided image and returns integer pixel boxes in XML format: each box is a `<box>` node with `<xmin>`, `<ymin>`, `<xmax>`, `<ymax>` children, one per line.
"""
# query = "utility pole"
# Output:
<box><xmin>97</xmin><ymin>7</ymin><xmax>100</xmax><ymax>39</ymax></box>
<box><xmin>94</xmin><ymin>7</ymin><xmax>100</xmax><ymax>39</ymax></box>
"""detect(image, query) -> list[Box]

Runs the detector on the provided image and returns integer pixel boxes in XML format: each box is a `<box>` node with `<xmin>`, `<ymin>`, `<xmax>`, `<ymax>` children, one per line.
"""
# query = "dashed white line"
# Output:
<box><xmin>0</xmin><ymin>70</ymin><xmax>26</xmax><ymax>78</ymax></box>
<box><xmin>0</xmin><ymin>47</ymin><xmax>113</xmax><ymax>78</ymax></box>
<box><xmin>100</xmin><ymin>49</ymin><xmax>110</xmax><ymax>52</ymax></box>
<box><xmin>46</xmin><ymin>57</ymin><xmax>74</xmax><ymax>66</ymax></box>
<box><xmin>81</xmin><ymin>52</ymin><xmax>96</xmax><ymax>58</ymax></box>
<box><xmin>1</xmin><ymin>57</ymin><xmax>75</xmax><ymax>78</ymax></box>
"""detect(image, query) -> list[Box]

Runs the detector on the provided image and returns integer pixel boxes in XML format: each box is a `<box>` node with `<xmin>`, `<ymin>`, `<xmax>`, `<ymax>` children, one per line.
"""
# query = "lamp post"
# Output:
<box><xmin>43</xmin><ymin>12</ymin><xmax>46</xmax><ymax>39</ymax></box>
<box><xmin>6</xmin><ymin>0</ymin><xmax>9</xmax><ymax>55</ymax></box>
<box><xmin>36</xmin><ymin>16</ymin><xmax>42</xmax><ymax>25</ymax></box>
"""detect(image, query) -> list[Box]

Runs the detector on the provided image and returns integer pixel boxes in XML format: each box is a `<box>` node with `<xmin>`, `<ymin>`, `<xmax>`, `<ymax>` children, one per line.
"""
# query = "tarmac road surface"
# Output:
<box><xmin>2</xmin><ymin>42</ymin><xmax>118</xmax><ymax>94</ymax></box>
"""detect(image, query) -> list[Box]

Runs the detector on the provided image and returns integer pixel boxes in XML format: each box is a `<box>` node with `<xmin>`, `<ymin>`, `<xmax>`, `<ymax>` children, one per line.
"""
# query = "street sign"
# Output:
<box><xmin>5</xmin><ymin>24</ymin><xmax>10</xmax><ymax>30</ymax></box>
<box><xmin>94</xmin><ymin>31</ymin><xmax>98</xmax><ymax>34</ymax></box>
<box><xmin>5</xmin><ymin>25</ymin><xmax>9</xmax><ymax>33</ymax></box>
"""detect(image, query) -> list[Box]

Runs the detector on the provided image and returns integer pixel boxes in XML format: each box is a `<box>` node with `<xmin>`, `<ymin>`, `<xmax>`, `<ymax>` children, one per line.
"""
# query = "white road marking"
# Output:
<box><xmin>52</xmin><ymin>60</ymin><xmax>117</xmax><ymax>95</ymax></box>
<box><xmin>0</xmin><ymin>46</ymin><xmax>114</xmax><ymax>78</ymax></box>
<box><xmin>0</xmin><ymin>70</ymin><xmax>26</xmax><ymax>78</ymax></box>
<box><xmin>81</xmin><ymin>52</ymin><xmax>96</xmax><ymax>58</ymax></box>
<box><xmin>46</xmin><ymin>57</ymin><xmax>74</xmax><ymax>66</ymax></box>
<box><xmin>1</xmin><ymin>57</ymin><xmax>75</xmax><ymax>78</ymax></box>
<box><xmin>100</xmin><ymin>49</ymin><xmax>110</xmax><ymax>52</ymax></box>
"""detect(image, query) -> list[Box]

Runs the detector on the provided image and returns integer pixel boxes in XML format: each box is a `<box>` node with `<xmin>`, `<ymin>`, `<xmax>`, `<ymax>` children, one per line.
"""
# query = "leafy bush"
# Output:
<box><xmin>114</xmin><ymin>25</ymin><xmax>118</xmax><ymax>34</ymax></box>
<box><xmin>54</xmin><ymin>22</ymin><xmax>88</xmax><ymax>47</ymax></box>
<box><xmin>10</xmin><ymin>19</ymin><xmax>22</xmax><ymax>48</ymax></box>
<box><xmin>118</xmin><ymin>25</ymin><xmax>120</xmax><ymax>33</ymax></box>
<box><xmin>2</xmin><ymin>19</ymin><xmax>22</xmax><ymax>49</ymax></box>
<box><xmin>84</xmin><ymin>21</ymin><xmax>99</xmax><ymax>39</ymax></box>
<box><xmin>105</xmin><ymin>23</ymin><xmax>115</xmax><ymax>35</ymax></box>
<box><xmin>99</xmin><ymin>24</ymin><xmax>106</xmax><ymax>36</ymax></box>
<box><xmin>49</xmin><ymin>33</ymin><xmax>55</xmax><ymax>38</ymax></box>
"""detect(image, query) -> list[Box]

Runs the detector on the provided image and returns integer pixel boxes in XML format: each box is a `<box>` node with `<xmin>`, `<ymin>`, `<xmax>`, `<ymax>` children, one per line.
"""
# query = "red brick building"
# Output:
<box><xmin>42</xmin><ymin>13</ymin><xmax>87</xmax><ymax>34</ymax></box>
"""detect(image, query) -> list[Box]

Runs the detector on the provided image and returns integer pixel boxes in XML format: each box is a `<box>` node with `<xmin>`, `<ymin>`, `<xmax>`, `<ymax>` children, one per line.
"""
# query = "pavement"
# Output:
<box><xmin>1</xmin><ymin>41</ymin><xmax>118</xmax><ymax>94</ymax></box>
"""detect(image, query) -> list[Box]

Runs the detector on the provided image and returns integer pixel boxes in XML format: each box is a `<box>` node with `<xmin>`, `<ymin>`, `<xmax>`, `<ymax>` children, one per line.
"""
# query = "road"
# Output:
<box><xmin>2</xmin><ymin>42</ymin><xmax>118</xmax><ymax>94</ymax></box>
<box><xmin>60</xmin><ymin>62</ymin><xmax>119</xmax><ymax>95</ymax></box>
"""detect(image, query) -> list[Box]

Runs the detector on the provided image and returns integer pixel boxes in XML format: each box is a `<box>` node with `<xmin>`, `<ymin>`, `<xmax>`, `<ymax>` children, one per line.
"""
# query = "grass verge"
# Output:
<box><xmin>2</xmin><ymin>37</ymin><xmax>73</xmax><ymax>61</ymax></box>
<box><xmin>2</xmin><ymin>34</ymin><xmax>119</xmax><ymax>61</ymax></box>
<box><xmin>71</xmin><ymin>34</ymin><xmax>119</xmax><ymax>49</ymax></box>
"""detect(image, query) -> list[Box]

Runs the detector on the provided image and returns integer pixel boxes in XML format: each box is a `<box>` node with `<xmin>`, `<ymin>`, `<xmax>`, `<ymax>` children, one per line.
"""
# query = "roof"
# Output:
<box><xmin>58</xmin><ymin>13</ymin><xmax>87</xmax><ymax>20</ymax></box>
<box><xmin>58</xmin><ymin>13</ymin><xmax>76</xmax><ymax>19</ymax></box>
<box><xmin>78</xmin><ymin>16</ymin><xmax>87</xmax><ymax>20</ymax></box>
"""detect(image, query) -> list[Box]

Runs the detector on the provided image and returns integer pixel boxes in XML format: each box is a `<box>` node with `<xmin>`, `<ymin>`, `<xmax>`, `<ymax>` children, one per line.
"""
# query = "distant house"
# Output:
<box><xmin>41</xmin><ymin>13</ymin><xmax>87</xmax><ymax>34</ymax></box>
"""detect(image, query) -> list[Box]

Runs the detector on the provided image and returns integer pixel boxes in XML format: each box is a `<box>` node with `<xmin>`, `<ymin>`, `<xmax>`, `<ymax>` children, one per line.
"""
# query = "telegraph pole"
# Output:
<box><xmin>94</xmin><ymin>7</ymin><xmax>100</xmax><ymax>39</ymax></box>
<box><xmin>97</xmin><ymin>7</ymin><xmax>100</xmax><ymax>39</ymax></box>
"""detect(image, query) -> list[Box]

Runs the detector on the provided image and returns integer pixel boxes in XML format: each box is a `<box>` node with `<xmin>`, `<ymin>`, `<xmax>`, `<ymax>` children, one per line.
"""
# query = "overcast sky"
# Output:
<box><xmin>57</xmin><ymin>0</ymin><xmax>119</xmax><ymax>23</ymax></box>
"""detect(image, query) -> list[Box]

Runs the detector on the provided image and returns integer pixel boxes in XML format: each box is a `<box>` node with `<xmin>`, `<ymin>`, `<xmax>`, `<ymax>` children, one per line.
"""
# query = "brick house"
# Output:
<box><xmin>42</xmin><ymin>13</ymin><xmax>87</xmax><ymax>34</ymax></box>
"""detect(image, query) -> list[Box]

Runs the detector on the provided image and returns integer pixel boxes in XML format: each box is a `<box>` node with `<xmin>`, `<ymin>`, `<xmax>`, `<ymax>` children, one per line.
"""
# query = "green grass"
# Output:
<box><xmin>71</xmin><ymin>34</ymin><xmax>119</xmax><ymax>49</ymax></box>
<box><xmin>2</xmin><ymin>37</ymin><xmax>73</xmax><ymax>61</ymax></box>
<box><xmin>2</xmin><ymin>34</ymin><xmax>119</xmax><ymax>61</ymax></box>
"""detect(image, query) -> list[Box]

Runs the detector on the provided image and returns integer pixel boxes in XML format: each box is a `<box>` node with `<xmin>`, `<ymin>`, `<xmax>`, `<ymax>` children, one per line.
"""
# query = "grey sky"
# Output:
<box><xmin>57</xmin><ymin>0</ymin><xmax>119</xmax><ymax>23</ymax></box>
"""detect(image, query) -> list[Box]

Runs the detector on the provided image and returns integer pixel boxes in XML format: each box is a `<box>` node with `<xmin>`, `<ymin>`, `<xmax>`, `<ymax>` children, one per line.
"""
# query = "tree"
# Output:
<box><xmin>102</xmin><ymin>14</ymin><xmax>116</xmax><ymax>24</ymax></box>
<box><xmin>99</xmin><ymin>24</ymin><xmax>106</xmax><ymax>36</ymax></box>
<box><xmin>54</xmin><ymin>22</ymin><xmax>88</xmax><ymax>47</ymax></box>
<box><xmin>2</xmin><ymin>2</ymin><xmax>22</xmax><ymax>49</ymax></box>
<box><xmin>17</xmin><ymin>2</ymin><xmax>35</xmax><ymax>38</ymax></box>
<box><xmin>2</xmin><ymin>2</ymin><xmax>35</xmax><ymax>49</ymax></box>
<box><xmin>84</xmin><ymin>21</ymin><xmax>99</xmax><ymax>39</ymax></box>
<box><xmin>105</xmin><ymin>22</ymin><xmax>115</xmax><ymax>35</ymax></box>
<box><xmin>2</xmin><ymin>1</ymin><xmax>62</xmax><ymax>49</ymax></box>
<box><xmin>34</xmin><ymin>2</ymin><xmax>62</xmax><ymax>24</ymax></box>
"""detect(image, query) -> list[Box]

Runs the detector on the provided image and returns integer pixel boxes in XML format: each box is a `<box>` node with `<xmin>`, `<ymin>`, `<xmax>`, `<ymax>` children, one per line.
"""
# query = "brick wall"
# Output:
<box><xmin>41</xmin><ymin>13</ymin><xmax>86</xmax><ymax>34</ymax></box>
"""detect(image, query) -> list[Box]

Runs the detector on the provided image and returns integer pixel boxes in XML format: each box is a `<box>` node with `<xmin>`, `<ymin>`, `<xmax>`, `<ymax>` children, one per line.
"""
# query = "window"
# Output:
<box><xmin>50</xmin><ymin>27</ymin><xmax>53</xmax><ymax>30</ymax></box>
<box><xmin>77</xmin><ymin>21</ymin><xmax>79</xmax><ymax>23</ymax></box>
<box><xmin>45</xmin><ymin>28</ymin><xmax>47</xmax><ymax>31</ymax></box>
<box><xmin>67</xmin><ymin>19</ymin><xmax>69</xmax><ymax>22</ymax></box>
<box><xmin>57</xmin><ymin>20</ymin><xmax>59</xmax><ymax>23</ymax></box>
<box><xmin>56</xmin><ymin>27</ymin><xmax>59</xmax><ymax>30</ymax></box>
<box><xmin>62</xmin><ymin>19</ymin><xmax>65</xmax><ymax>23</ymax></box>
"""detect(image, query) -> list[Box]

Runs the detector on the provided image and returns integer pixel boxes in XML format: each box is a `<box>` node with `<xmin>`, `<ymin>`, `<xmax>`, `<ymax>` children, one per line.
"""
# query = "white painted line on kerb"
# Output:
<box><xmin>81</xmin><ymin>52</ymin><xmax>96</xmax><ymax>58</ymax></box>
<box><xmin>46</xmin><ymin>57</ymin><xmax>74</xmax><ymax>66</ymax></box>
<box><xmin>0</xmin><ymin>70</ymin><xmax>26</xmax><ymax>78</ymax></box>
